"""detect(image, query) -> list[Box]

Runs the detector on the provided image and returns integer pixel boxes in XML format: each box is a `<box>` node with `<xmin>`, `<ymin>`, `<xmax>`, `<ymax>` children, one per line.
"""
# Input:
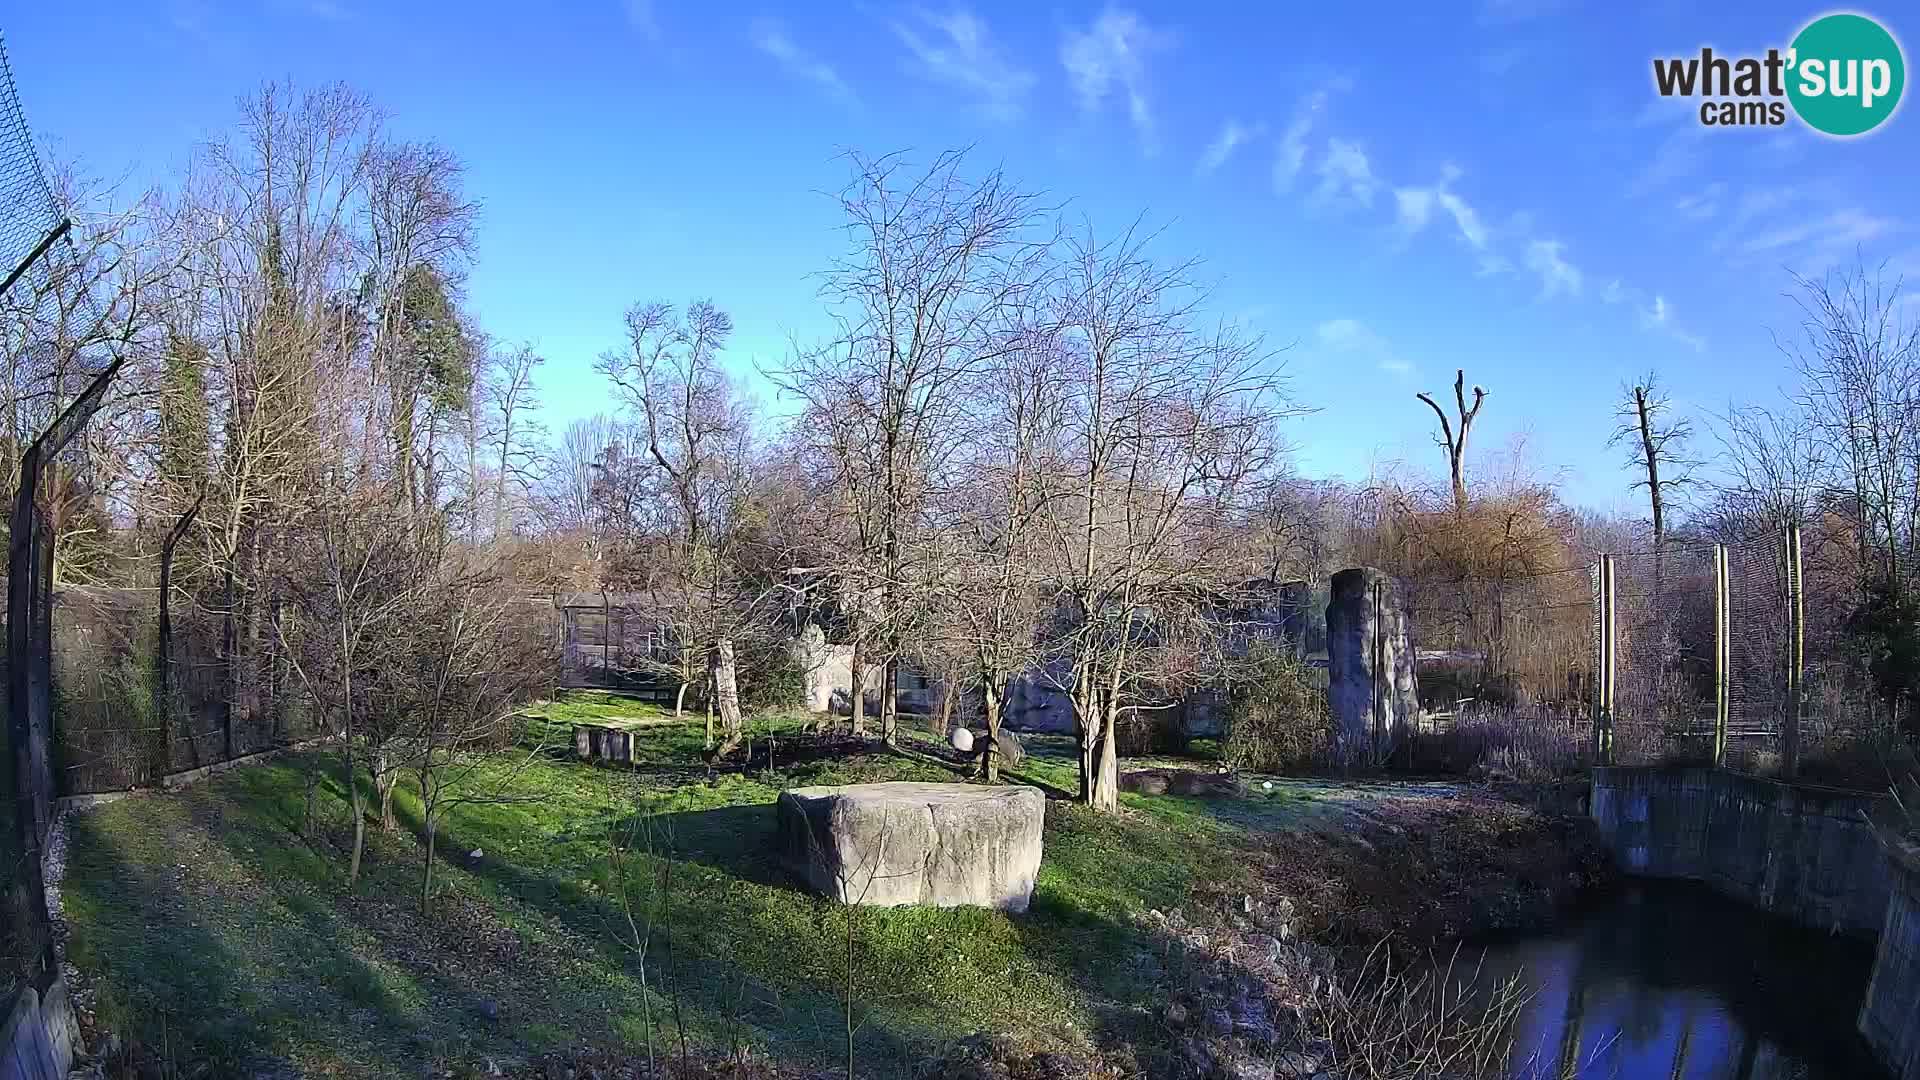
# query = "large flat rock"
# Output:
<box><xmin>775</xmin><ymin>782</ymin><xmax>1045</xmax><ymax>912</ymax></box>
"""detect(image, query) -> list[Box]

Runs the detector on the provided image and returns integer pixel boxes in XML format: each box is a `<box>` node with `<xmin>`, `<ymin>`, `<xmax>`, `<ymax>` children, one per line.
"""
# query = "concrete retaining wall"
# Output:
<box><xmin>1591</xmin><ymin>766</ymin><xmax>1920</xmax><ymax>1078</ymax></box>
<box><xmin>0</xmin><ymin>979</ymin><xmax>75</xmax><ymax>1080</ymax></box>
<box><xmin>1863</xmin><ymin>845</ymin><xmax>1920</xmax><ymax>1080</ymax></box>
<box><xmin>1590</xmin><ymin>765</ymin><xmax>1892</xmax><ymax>936</ymax></box>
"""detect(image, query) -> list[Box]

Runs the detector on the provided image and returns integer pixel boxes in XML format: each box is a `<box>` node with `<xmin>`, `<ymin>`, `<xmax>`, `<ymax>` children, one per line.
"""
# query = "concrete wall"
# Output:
<box><xmin>0</xmin><ymin>980</ymin><xmax>75</xmax><ymax>1080</ymax></box>
<box><xmin>1590</xmin><ymin>766</ymin><xmax>1892</xmax><ymax>936</ymax></box>
<box><xmin>1591</xmin><ymin>766</ymin><xmax>1920</xmax><ymax>1079</ymax></box>
<box><xmin>1863</xmin><ymin>844</ymin><xmax>1920</xmax><ymax>1080</ymax></box>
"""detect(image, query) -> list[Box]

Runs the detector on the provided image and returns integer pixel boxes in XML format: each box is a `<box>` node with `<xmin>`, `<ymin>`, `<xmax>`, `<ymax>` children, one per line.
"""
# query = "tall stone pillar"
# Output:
<box><xmin>1326</xmin><ymin>567</ymin><xmax>1419</xmax><ymax>767</ymax></box>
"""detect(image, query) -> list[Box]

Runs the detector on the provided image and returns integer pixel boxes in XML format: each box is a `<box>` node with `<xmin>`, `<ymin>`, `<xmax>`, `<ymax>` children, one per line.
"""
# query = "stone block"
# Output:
<box><xmin>775</xmin><ymin>782</ymin><xmax>1044</xmax><ymax>911</ymax></box>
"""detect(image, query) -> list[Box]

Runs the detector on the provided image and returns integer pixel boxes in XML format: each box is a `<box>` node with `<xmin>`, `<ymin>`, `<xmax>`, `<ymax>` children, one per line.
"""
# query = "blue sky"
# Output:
<box><xmin>7</xmin><ymin>1</ymin><xmax>1916</xmax><ymax>513</ymax></box>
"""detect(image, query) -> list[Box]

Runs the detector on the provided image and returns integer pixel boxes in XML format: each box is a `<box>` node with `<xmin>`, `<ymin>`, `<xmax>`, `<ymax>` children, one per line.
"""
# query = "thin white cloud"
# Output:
<box><xmin>1062</xmin><ymin>8</ymin><xmax>1170</xmax><ymax>152</ymax></box>
<box><xmin>1604</xmin><ymin>281</ymin><xmax>1708</xmax><ymax>352</ymax></box>
<box><xmin>1317</xmin><ymin>317</ymin><xmax>1412</xmax><ymax>376</ymax></box>
<box><xmin>623</xmin><ymin>0</ymin><xmax>658</xmax><ymax>38</ymax></box>
<box><xmin>1641</xmin><ymin>296</ymin><xmax>1707</xmax><ymax>351</ymax></box>
<box><xmin>751</xmin><ymin>18</ymin><xmax>855</xmax><ymax>104</ymax></box>
<box><xmin>1393</xmin><ymin>166</ymin><xmax>1489</xmax><ymax>250</ymax></box>
<box><xmin>1197</xmin><ymin>119</ymin><xmax>1263</xmax><ymax>175</ymax></box>
<box><xmin>1673</xmin><ymin>183</ymin><xmax>1724</xmax><ymax>222</ymax></box>
<box><xmin>1476</xmin><ymin>253</ymin><xmax>1513</xmax><ymax>277</ymax></box>
<box><xmin>1272</xmin><ymin>82</ymin><xmax>1345</xmax><ymax>193</ymax></box>
<box><xmin>892</xmin><ymin>9</ymin><xmax>1033</xmax><ymax>121</ymax></box>
<box><xmin>1315</xmin><ymin>138</ymin><xmax>1377</xmax><ymax>208</ymax></box>
<box><xmin>1525</xmin><ymin>239</ymin><xmax>1583</xmax><ymax>298</ymax></box>
<box><xmin>1740</xmin><ymin>208</ymin><xmax>1893</xmax><ymax>258</ymax></box>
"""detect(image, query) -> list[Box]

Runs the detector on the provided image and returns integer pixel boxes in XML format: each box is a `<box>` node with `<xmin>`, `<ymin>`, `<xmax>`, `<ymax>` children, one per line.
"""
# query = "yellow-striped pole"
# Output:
<box><xmin>1785</xmin><ymin>525</ymin><xmax>1804</xmax><ymax>778</ymax></box>
<box><xmin>1597</xmin><ymin>555</ymin><xmax>1616</xmax><ymax>765</ymax></box>
<box><xmin>1713</xmin><ymin>544</ymin><xmax>1729</xmax><ymax>767</ymax></box>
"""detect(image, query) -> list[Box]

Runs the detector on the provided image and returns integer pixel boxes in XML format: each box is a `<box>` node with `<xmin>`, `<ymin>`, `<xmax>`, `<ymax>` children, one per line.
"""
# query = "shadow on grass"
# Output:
<box><xmin>61</xmin><ymin>807</ymin><xmax>439</xmax><ymax>1075</ymax></box>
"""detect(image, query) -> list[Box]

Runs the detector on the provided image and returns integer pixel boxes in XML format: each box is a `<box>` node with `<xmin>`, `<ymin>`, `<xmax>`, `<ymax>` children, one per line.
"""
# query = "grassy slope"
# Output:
<box><xmin>61</xmin><ymin>697</ymin><xmax>1292</xmax><ymax>1077</ymax></box>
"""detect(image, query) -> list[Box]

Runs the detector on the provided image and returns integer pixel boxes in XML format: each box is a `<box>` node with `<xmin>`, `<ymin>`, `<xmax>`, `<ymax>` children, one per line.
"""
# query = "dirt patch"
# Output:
<box><xmin>1222</xmin><ymin>790</ymin><xmax>1614</xmax><ymax>945</ymax></box>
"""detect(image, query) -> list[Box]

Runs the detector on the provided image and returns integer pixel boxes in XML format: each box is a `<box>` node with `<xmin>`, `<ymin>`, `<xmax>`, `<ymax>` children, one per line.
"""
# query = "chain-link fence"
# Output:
<box><xmin>1588</xmin><ymin>527</ymin><xmax>1888</xmax><ymax>782</ymax></box>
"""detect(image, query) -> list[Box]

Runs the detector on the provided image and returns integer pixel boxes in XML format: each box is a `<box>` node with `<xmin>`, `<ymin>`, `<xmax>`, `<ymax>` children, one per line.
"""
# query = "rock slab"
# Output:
<box><xmin>775</xmin><ymin>782</ymin><xmax>1044</xmax><ymax>911</ymax></box>
<box><xmin>1326</xmin><ymin>566</ymin><xmax>1419</xmax><ymax>767</ymax></box>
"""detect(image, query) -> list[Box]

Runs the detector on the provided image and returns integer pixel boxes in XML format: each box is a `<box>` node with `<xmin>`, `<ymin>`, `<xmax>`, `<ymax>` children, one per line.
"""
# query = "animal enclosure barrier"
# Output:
<box><xmin>1591</xmin><ymin>529</ymin><xmax>1807</xmax><ymax>772</ymax></box>
<box><xmin>555</xmin><ymin>592</ymin><xmax>676</xmax><ymax>701</ymax></box>
<box><xmin>1</xmin><ymin>30</ymin><xmax>93</xmax><ymax>1003</ymax></box>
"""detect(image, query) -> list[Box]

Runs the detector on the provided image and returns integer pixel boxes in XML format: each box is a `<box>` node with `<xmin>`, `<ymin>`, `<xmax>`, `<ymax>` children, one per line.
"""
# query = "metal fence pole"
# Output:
<box><xmin>1784</xmin><ymin>524</ymin><xmax>1804</xmax><ymax>778</ymax></box>
<box><xmin>1713</xmin><ymin>543</ymin><xmax>1730</xmax><ymax>767</ymax></box>
<box><xmin>1594</xmin><ymin>555</ymin><xmax>1616</xmax><ymax>765</ymax></box>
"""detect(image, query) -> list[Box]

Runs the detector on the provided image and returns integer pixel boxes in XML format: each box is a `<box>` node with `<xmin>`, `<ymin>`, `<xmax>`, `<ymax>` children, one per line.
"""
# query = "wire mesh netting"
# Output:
<box><xmin>0</xmin><ymin>30</ymin><xmax>84</xmax><ymax>387</ymax></box>
<box><xmin>1726</xmin><ymin>532</ymin><xmax>1791</xmax><ymax>750</ymax></box>
<box><xmin>0</xmin><ymin>29</ymin><xmax>71</xmax><ymax>998</ymax></box>
<box><xmin>557</xmin><ymin>593</ymin><xmax>674</xmax><ymax>698</ymax></box>
<box><xmin>1609</xmin><ymin>544</ymin><xmax>1718</xmax><ymax>764</ymax></box>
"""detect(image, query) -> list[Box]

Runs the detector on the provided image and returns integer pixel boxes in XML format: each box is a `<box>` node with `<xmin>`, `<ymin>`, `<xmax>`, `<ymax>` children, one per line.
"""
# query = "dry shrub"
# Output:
<box><xmin>1222</xmin><ymin>645</ymin><xmax>1329</xmax><ymax>772</ymax></box>
<box><xmin>1409</xmin><ymin>706</ymin><xmax>1581</xmax><ymax>781</ymax></box>
<box><xmin>1308</xmin><ymin>943</ymin><xmax>1529</xmax><ymax>1080</ymax></box>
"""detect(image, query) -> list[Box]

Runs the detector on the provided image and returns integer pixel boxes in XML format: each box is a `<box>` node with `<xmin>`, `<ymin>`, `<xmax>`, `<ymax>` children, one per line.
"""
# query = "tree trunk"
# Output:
<box><xmin>303</xmin><ymin>765</ymin><xmax>318</xmax><ymax>837</ymax></box>
<box><xmin>937</xmin><ymin>679</ymin><xmax>957</xmax><ymax>740</ymax></box>
<box><xmin>674</xmin><ymin>679</ymin><xmax>689</xmax><ymax>719</ymax></box>
<box><xmin>1091</xmin><ymin>693</ymin><xmax>1121</xmax><ymax>812</ymax></box>
<box><xmin>375</xmin><ymin>751</ymin><xmax>397</xmax><ymax>832</ymax></box>
<box><xmin>221</xmin><ymin>564</ymin><xmax>238</xmax><ymax>766</ymax></box>
<box><xmin>881</xmin><ymin>657</ymin><xmax>898</xmax><ymax>746</ymax></box>
<box><xmin>709</xmin><ymin>639</ymin><xmax>744</xmax><ymax>754</ymax></box>
<box><xmin>421</xmin><ymin>763</ymin><xmax>438</xmax><ymax>913</ymax></box>
<box><xmin>849</xmin><ymin>634</ymin><xmax>866</xmax><ymax>737</ymax></box>
<box><xmin>348</xmin><ymin>761</ymin><xmax>366</xmax><ymax>886</ymax></box>
<box><xmin>982</xmin><ymin>681</ymin><xmax>1003</xmax><ymax>784</ymax></box>
<box><xmin>1074</xmin><ymin>670</ymin><xmax>1097</xmax><ymax>804</ymax></box>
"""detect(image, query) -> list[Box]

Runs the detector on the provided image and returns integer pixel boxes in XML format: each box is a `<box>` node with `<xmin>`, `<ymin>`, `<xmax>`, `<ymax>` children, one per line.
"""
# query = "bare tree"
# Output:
<box><xmin>596</xmin><ymin>299</ymin><xmax>761</xmax><ymax>745</ymax></box>
<box><xmin>278</xmin><ymin>482</ymin><xmax>435</xmax><ymax>884</ymax></box>
<box><xmin>1038</xmin><ymin>224</ymin><xmax>1291</xmax><ymax>811</ymax></box>
<box><xmin>777</xmin><ymin>150</ymin><xmax>1051</xmax><ymax>746</ymax></box>
<box><xmin>1610</xmin><ymin>373</ymin><xmax>1697</xmax><ymax>548</ymax></box>
<box><xmin>1417</xmin><ymin>369</ymin><xmax>1487</xmax><ymax>516</ymax></box>
<box><xmin>1783</xmin><ymin>261</ymin><xmax>1920</xmax><ymax>590</ymax></box>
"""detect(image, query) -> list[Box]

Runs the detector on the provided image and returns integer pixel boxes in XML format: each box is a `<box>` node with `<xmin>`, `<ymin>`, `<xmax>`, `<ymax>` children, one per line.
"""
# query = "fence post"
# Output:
<box><xmin>1784</xmin><ymin>524</ymin><xmax>1804</xmax><ymax>778</ymax></box>
<box><xmin>1594</xmin><ymin>555</ymin><xmax>1616</xmax><ymax>765</ymax></box>
<box><xmin>1713</xmin><ymin>544</ymin><xmax>1729</xmax><ymax>767</ymax></box>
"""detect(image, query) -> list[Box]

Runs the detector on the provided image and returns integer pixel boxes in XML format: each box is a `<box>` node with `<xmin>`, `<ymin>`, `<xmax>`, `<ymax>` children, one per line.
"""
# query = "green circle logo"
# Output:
<box><xmin>1787</xmin><ymin>12</ymin><xmax>1905</xmax><ymax>136</ymax></box>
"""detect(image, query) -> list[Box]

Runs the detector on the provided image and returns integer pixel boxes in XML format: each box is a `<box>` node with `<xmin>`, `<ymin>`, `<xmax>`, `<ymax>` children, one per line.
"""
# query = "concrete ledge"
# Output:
<box><xmin>1591</xmin><ymin>765</ymin><xmax>1891</xmax><ymax>936</ymax></box>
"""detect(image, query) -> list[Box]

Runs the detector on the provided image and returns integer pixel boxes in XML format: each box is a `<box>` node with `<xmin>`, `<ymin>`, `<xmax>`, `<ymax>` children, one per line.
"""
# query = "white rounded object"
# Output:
<box><xmin>950</xmin><ymin>727</ymin><xmax>975</xmax><ymax>753</ymax></box>
<box><xmin>1262</xmin><ymin>781</ymin><xmax>1273</xmax><ymax>791</ymax></box>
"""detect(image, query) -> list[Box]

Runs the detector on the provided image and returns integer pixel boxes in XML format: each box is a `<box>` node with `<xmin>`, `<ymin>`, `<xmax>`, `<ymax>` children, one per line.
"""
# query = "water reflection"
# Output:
<box><xmin>1467</xmin><ymin>881</ymin><xmax>1886</xmax><ymax>1079</ymax></box>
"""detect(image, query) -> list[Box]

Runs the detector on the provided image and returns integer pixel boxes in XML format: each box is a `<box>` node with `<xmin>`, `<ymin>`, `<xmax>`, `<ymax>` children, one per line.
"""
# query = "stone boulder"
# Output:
<box><xmin>775</xmin><ymin>782</ymin><xmax>1045</xmax><ymax>911</ymax></box>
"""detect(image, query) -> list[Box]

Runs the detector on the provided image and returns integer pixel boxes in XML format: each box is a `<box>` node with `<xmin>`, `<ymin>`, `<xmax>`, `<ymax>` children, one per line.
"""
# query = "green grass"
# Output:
<box><xmin>58</xmin><ymin>692</ymin><xmax>1457</xmax><ymax>1077</ymax></box>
